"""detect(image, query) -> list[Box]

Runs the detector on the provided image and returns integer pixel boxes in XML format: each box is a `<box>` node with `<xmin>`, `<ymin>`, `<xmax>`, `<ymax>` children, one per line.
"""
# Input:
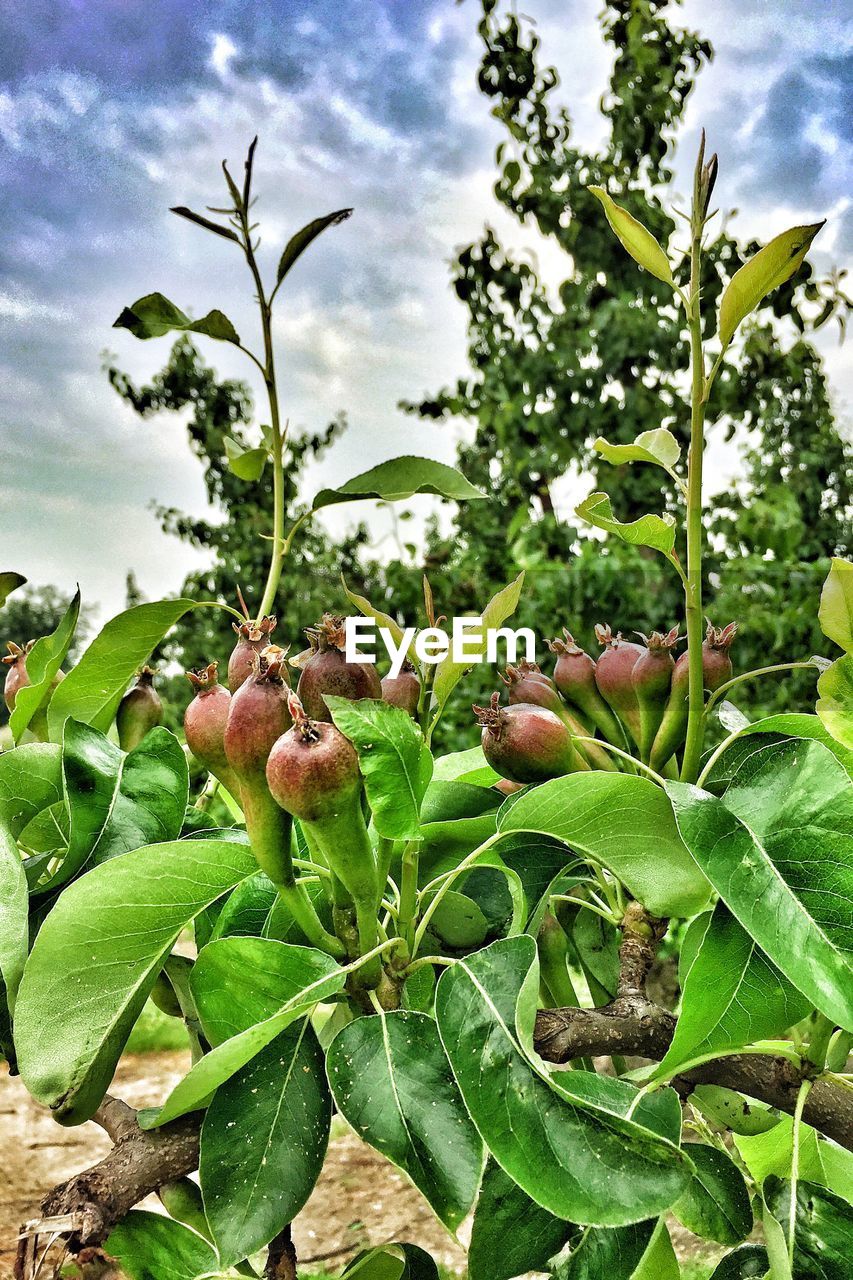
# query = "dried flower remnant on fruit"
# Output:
<box><xmin>702</xmin><ymin>620</ymin><xmax>737</xmax><ymax>690</ymax></box>
<box><xmin>228</xmin><ymin>613</ymin><xmax>277</xmax><ymax>692</ymax></box>
<box><xmin>296</xmin><ymin>612</ymin><xmax>381</xmax><ymax>721</ymax></box>
<box><xmin>116</xmin><ymin>666</ymin><xmax>163</xmax><ymax>752</ymax></box>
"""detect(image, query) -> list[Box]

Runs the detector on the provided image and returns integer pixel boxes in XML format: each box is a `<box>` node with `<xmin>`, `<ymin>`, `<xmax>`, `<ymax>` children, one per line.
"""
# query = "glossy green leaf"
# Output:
<box><xmin>428</xmin><ymin>890</ymin><xmax>490</xmax><ymax>949</ymax></box>
<box><xmin>276</xmin><ymin>208</ymin><xmax>353</xmax><ymax>284</ymax></box>
<box><xmin>592</xmin><ymin>428</ymin><xmax>681</xmax><ymax>476</ymax></box>
<box><xmin>707</xmin><ymin>715</ymin><xmax>853</xmax><ymax>784</ymax></box>
<box><xmin>48</xmin><ymin>599</ymin><xmax>196</xmax><ymax>738</ymax></box>
<box><xmin>576</xmin><ymin>492</ymin><xmax>677</xmax><ymax>562</ymax></box>
<box><xmin>326</xmin><ymin>697</ymin><xmax>432</xmax><ymax>841</ymax></box>
<box><xmin>0</xmin><ymin>824</ymin><xmax>26</xmax><ymax>1017</ymax></box>
<box><xmin>327</xmin><ymin>1009</ymin><xmax>484</xmax><ymax>1229</ymax></box>
<box><xmin>201</xmin><ymin>1019</ymin><xmax>331</xmax><ymax>1265</ymax></box>
<box><xmin>707</xmin><ymin>1244</ymin><xmax>770</xmax><ymax>1279</ymax></box>
<box><xmin>588</xmin><ymin>187</ymin><xmax>674</xmax><ymax>286</ymax></box>
<box><xmin>312</xmin><ymin>456</ymin><xmax>484</xmax><ymax>511</ymax></box>
<box><xmin>765</xmin><ymin>1177</ymin><xmax>853</xmax><ymax>1280</ymax></box>
<box><xmin>468</xmin><ymin>1159</ymin><xmax>577</xmax><ymax>1280</ymax></box>
<box><xmin>0</xmin><ymin>572</ymin><xmax>26</xmax><ymax>609</ymax></box>
<box><xmin>420</xmin><ymin>780</ymin><xmax>500</xmax><ymax>824</ymax></box>
<box><xmin>817</xmin><ymin>653</ymin><xmax>853</xmax><ymax>749</ymax></box>
<box><xmin>672</xmin><ymin>1143</ymin><xmax>752</xmax><ymax>1244</ymax></box>
<box><xmin>14</xmin><ymin>838</ymin><xmax>257</xmax><ymax>1123</ymax></box>
<box><xmin>435</xmin><ymin>936</ymin><xmax>689</xmax><ymax>1224</ymax></box>
<box><xmin>718</xmin><ymin>222</ymin><xmax>824</xmax><ymax>349</ymax></box>
<box><xmin>113</xmin><ymin>292</ymin><xmax>240</xmax><ymax>344</ymax></box>
<box><xmin>667</xmin><ymin>739</ymin><xmax>853</xmax><ymax>1029</ymax></box>
<box><xmin>572</xmin><ymin>908</ymin><xmax>620</xmax><ymax>1000</ymax></box>
<box><xmin>224</xmin><ymin>435</ymin><xmax>268</xmax><ymax>481</ymax></box>
<box><xmin>552</xmin><ymin>1218</ymin><xmax>658</xmax><ymax>1280</ymax></box>
<box><xmin>342</xmin><ymin>1245</ymin><xmax>439</xmax><ymax>1280</ymax></box>
<box><xmin>498</xmin><ymin>772</ymin><xmax>711</xmax><ymax>918</ymax></box>
<box><xmin>37</xmin><ymin>722</ymin><xmax>188</xmax><ymax>893</ymax></box>
<box><xmin>431</xmin><ymin>571</ymin><xmax>526</xmax><ymax>719</ymax></box>
<box><xmin>734</xmin><ymin>1115</ymin><xmax>853</xmax><ymax>1204</ymax></box>
<box><xmin>690</xmin><ymin>1085</ymin><xmax>778</xmax><ymax>1137</ymax></box>
<box><xmin>431</xmin><ymin>745</ymin><xmax>499</xmax><ymax>787</ymax></box>
<box><xmin>140</xmin><ymin>938</ymin><xmax>345</xmax><ymax>1127</ymax></box>
<box><xmin>105</xmin><ymin>1211</ymin><xmax>219</xmax><ymax>1280</ymax></box>
<box><xmin>210</xmin><ymin>870</ymin><xmax>277</xmax><ymax>941</ymax></box>
<box><xmin>630</xmin><ymin>1220</ymin><xmax>680</xmax><ymax>1280</ymax></box>
<box><xmin>654</xmin><ymin>902</ymin><xmax>811</xmax><ymax>1078</ymax></box>
<box><xmin>9</xmin><ymin>589</ymin><xmax>80</xmax><ymax>741</ymax></box>
<box><xmin>820</xmin><ymin>557</ymin><xmax>853</xmax><ymax>652</ymax></box>
<box><xmin>170</xmin><ymin>204</ymin><xmax>241</xmax><ymax>243</ymax></box>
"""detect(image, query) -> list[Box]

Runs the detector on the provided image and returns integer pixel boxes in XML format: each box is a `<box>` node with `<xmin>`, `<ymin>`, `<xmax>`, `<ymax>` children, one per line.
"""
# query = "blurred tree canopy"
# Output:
<box><xmin>102</xmin><ymin>0</ymin><xmax>850</xmax><ymax>751</ymax></box>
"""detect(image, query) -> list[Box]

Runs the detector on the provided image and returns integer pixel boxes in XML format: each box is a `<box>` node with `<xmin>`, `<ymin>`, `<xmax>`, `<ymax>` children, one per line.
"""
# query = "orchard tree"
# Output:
<box><xmin>388</xmin><ymin>0</ymin><xmax>851</xmax><ymax>740</ymax></box>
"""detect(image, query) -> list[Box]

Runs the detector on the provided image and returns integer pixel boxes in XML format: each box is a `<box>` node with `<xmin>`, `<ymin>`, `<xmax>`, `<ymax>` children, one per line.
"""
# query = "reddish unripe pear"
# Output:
<box><xmin>184</xmin><ymin>662</ymin><xmax>242</xmax><ymax>798</ymax></box>
<box><xmin>296</xmin><ymin>613</ymin><xmax>381</xmax><ymax>721</ymax></box>
<box><xmin>3</xmin><ymin>640</ymin><xmax>32</xmax><ymax>713</ymax></box>
<box><xmin>632</xmin><ymin>627</ymin><xmax>679</xmax><ymax>762</ymax></box>
<box><xmin>650</xmin><ymin>620</ymin><xmax>737</xmax><ymax>771</ymax></box>
<box><xmin>381</xmin><ymin>660</ymin><xmax>421</xmax><ymax>717</ymax></box>
<box><xmin>593</xmin><ymin>625</ymin><xmax>645</xmax><ymax>746</ymax></box>
<box><xmin>116</xmin><ymin>667</ymin><xmax>162</xmax><ymax>751</ymax></box>
<box><xmin>548</xmin><ymin>631</ymin><xmax>628</xmax><ymax>748</ymax></box>
<box><xmin>474</xmin><ymin>692</ymin><xmax>588</xmax><ymax>785</ymax></box>
<box><xmin>224</xmin><ymin>646</ymin><xmax>292</xmax><ymax>780</ymax></box>
<box><xmin>501</xmin><ymin>663</ymin><xmax>614</xmax><ymax>771</ymax></box>
<box><xmin>228</xmin><ymin>615</ymin><xmax>276</xmax><ymax>692</ymax></box>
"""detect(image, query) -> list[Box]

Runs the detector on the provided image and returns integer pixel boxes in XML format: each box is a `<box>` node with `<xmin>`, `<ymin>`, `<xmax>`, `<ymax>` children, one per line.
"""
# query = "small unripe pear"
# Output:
<box><xmin>593</xmin><ymin>625</ymin><xmax>645</xmax><ymax>747</ymax></box>
<box><xmin>3</xmin><ymin>640</ymin><xmax>32</xmax><ymax>713</ymax></box>
<box><xmin>501</xmin><ymin>663</ymin><xmax>613</xmax><ymax>771</ymax></box>
<box><xmin>228</xmin><ymin>615</ymin><xmax>276</xmax><ymax>692</ymax></box>
<box><xmin>649</xmin><ymin>621</ymin><xmax>737</xmax><ymax>771</ymax></box>
<box><xmin>117</xmin><ymin>667</ymin><xmax>163</xmax><ymax>752</ymax></box>
<box><xmin>632</xmin><ymin>627</ymin><xmax>679</xmax><ymax>762</ymax></box>
<box><xmin>267</xmin><ymin>694</ymin><xmax>363</xmax><ymax>824</ymax></box>
<box><xmin>548</xmin><ymin>631</ymin><xmax>628</xmax><ymax>748</ymax></box>
<box><xmin>184</xmin><ymin>662</ymin><xmax>241</xmax><ymax>798</ymax></box>
<box><xmin>381</xmin><ymin>660</ymin><xmax>421</xmax><ymax>717</ymax></box>
<box><xmin>474</xmin><ymin>693</ymin><xmax>585</xmax><ymax>785</ymax></box>
<box><xmin>296</xmin><ymin>613</ymin><xmax>381</xmax><ymax>721</ymax></box>
<box><xmin>224</xmin><ymin>646</ymin><xmax>292</xmax><ymax>781</ymax></box>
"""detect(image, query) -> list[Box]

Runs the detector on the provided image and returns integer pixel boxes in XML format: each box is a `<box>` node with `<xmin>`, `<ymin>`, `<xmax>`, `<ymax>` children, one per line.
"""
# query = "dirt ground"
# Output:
<box><xmin>1</xmin><ymin>1053</ymin><xmax>720</xmax><ymax>1279</ymax></box>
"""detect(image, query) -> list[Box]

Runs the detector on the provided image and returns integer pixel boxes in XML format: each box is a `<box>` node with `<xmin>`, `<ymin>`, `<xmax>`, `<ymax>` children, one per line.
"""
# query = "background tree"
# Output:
<box><xmin>379</xmin><ymin>0</ymin><xmax>850</xmax><ymax>746</ymax></box>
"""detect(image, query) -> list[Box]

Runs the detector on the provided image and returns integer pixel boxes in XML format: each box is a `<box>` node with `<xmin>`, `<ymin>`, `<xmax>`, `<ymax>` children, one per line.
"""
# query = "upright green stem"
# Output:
<box><xmin>680</xmin><ymin>196</ymin><xmax>708</xmax><ymax>783</ymax></box>
<box><xmin>397</xmin><ymin>840</ymin><xmax>421</xmax><ymax>955</ymax></box>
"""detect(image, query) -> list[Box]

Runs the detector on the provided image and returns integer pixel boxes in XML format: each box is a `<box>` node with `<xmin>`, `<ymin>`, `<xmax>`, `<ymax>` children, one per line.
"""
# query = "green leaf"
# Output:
<box><xmin>672</xmin><ymin>1143</ymin><xmax>752</xmax><ymax>1245</ymax></box>
<box><xmin>342</xmin><ymin>1245</ymin><xmax>438</xmax><ymax>1280</ymax></box>
<box><xmin>468</xmin><ymin>1159</ymin><xmax>577</xmax><ymax>1280</ymax></box>
<box><xmin>224</xmin><ymin>435</ymin><xmax>268</xmax><ymax>481</ymax></box>
<box><xmin>276</xmin><ymin>208</ymin><xmax>353</xmax><ymax>284</ymax></box>
<box><xmin>432</xmin><ymin>746</ymin><xmax>499</xmax><ymax>787</ymax></box>
<box><xmin>200</xmin><ymin>1019</ymin><xmax>331</xmax><ymax>1265</ymax></box>
<box><xmin>690</xmin><ymin>1085</ymin><xmax>778</xmax><ymax>1137</ymax></box>
<box><xmin>35</xmin><ymin>722</ymin><xmax>189</xmax><ymax>893</ymax></box>
<box><xmin>312</xmin><ymin>456</ymin><xmax>484</xmax><ymax>511</ymax></box>
<box><xmin>576</xmin><ymin>492</ymin><xmax>677</xmax><ymax>563</ymax></box>
<box><xmin>592</xmin><ymin>429</ymin><xmax>681</xmax><ymax>477</ymax></box>
<box><xmin>431</xmin><ymin>571</ymin><xmax>526</xmax><ymax>720</ymax></box>
<box><xmin>140</xmin><ymin>938</ymin><xmax>346</xmax><ymax>1127</ymax></box>
<box><xmin>707</xmin><ymin>1245</ymin><xmax>770</xmax><ymax>1279</ymax></box>
<box><xmin>170</xmin><ymin>205</ymin><xmax>241</xmax><ymax>243</ymax></box>
<box><xmin>0</xmin><ymin>571</ymin><xmax>26</xmax><ymax>609</ymax></box>
<box><xmin>113</xmin><ymin>292</ymin><xmax>240</xmax><ymax>344</ymax></box>
<box><xmin>552</xmin><ymin>1219</ymin><xmax>658</xmax><ymax>1280</ymax></box>
<box><xmin>327</xmin><ymin>1009</ymin><xmax>484</xmax><ymax>1229</ymax></box>
<box><xmin>14</xmin><ymin>837</ymin><xmax>257</xmax><ymax>1123</ymax></box>
<box><xmin>765</xmin><ymin>1178</ymin><xmax>853</xmax><ymax>1280</ymax></box>
<box><xmin>48</xmin><ymin>599</ymin><xmax>196</xmax><ymax>738</ymax></box>
<box><xmin>708</xmin><ymin>715</ymin><xmax>853</xmax><ymax>783</ymax></box>
<box><xmin>820</xmin><ymin>557</ymin><xmax>853</xmax><ymax>652</ymax></box>
<box><xmin>211</xmin><ymin>869</ymin><xmax>277</xmax><ymax>941</ymax></box>
<box><xmin>734</xmin><ymin>1115</ymin><xmax>853</xmax><ymax>1204</ymax></box>
<box><xmin>325</xmin><ymin>697</ymin><xmax>432</xmax><ymax>841</ymax></box>
<box><xmin>9</xmin><ymin>589</ymin><xmax>80</xmax><ymax>741</ymax></box>
<box><xmin>105</xmin><ymin>1211</ymin><xmax>219</xmax><ymax>1280</ymax></box>
<box><xmin>718</xmin><ymin>222</ymin><xmax>824</xmax><ymax>349</ymax></box>
<box><xmin>435</xmin><ymin>936</ymin><xmax>689</xmax><ymax>1224</ymax></box>
<box><xmin>817</xmin><ymin>654</ymin><xmax>853</xmax><ymax>749</ymax></box>
<box><xmin>428</xmin><ymin>889</ymin><xmax>490</xmax><ymax>949</ymax></box>
<box><xmin>588</xmin><ymin>187</ymin><xmax>674</xmax><ymax>286</ymax></box>
<box><xmin>498</xmin><ymin>772</ymin><xmax>711</xmax><ymax>918</ymax></box>
<box><xmin>654</xmin><ymin>902</ymin><xmax>811</xmax><ymax>1078</ymax></box>
<box><xmin>666</xmin><ymin>739</ymin><xmax>853</xmax><ymax>1031</ymax></box>
<box><xmin>341</xmin><ymin>577</ymin><xmax>415</xmax><ymax>670</ymax></box>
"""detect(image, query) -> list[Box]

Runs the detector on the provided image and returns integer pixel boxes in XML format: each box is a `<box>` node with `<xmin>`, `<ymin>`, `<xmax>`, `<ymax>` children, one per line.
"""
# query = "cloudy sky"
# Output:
<box><xmin>1</xmin><ymin>0</ymin><xmax>850</xmax><ymax>622</ymax></box>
